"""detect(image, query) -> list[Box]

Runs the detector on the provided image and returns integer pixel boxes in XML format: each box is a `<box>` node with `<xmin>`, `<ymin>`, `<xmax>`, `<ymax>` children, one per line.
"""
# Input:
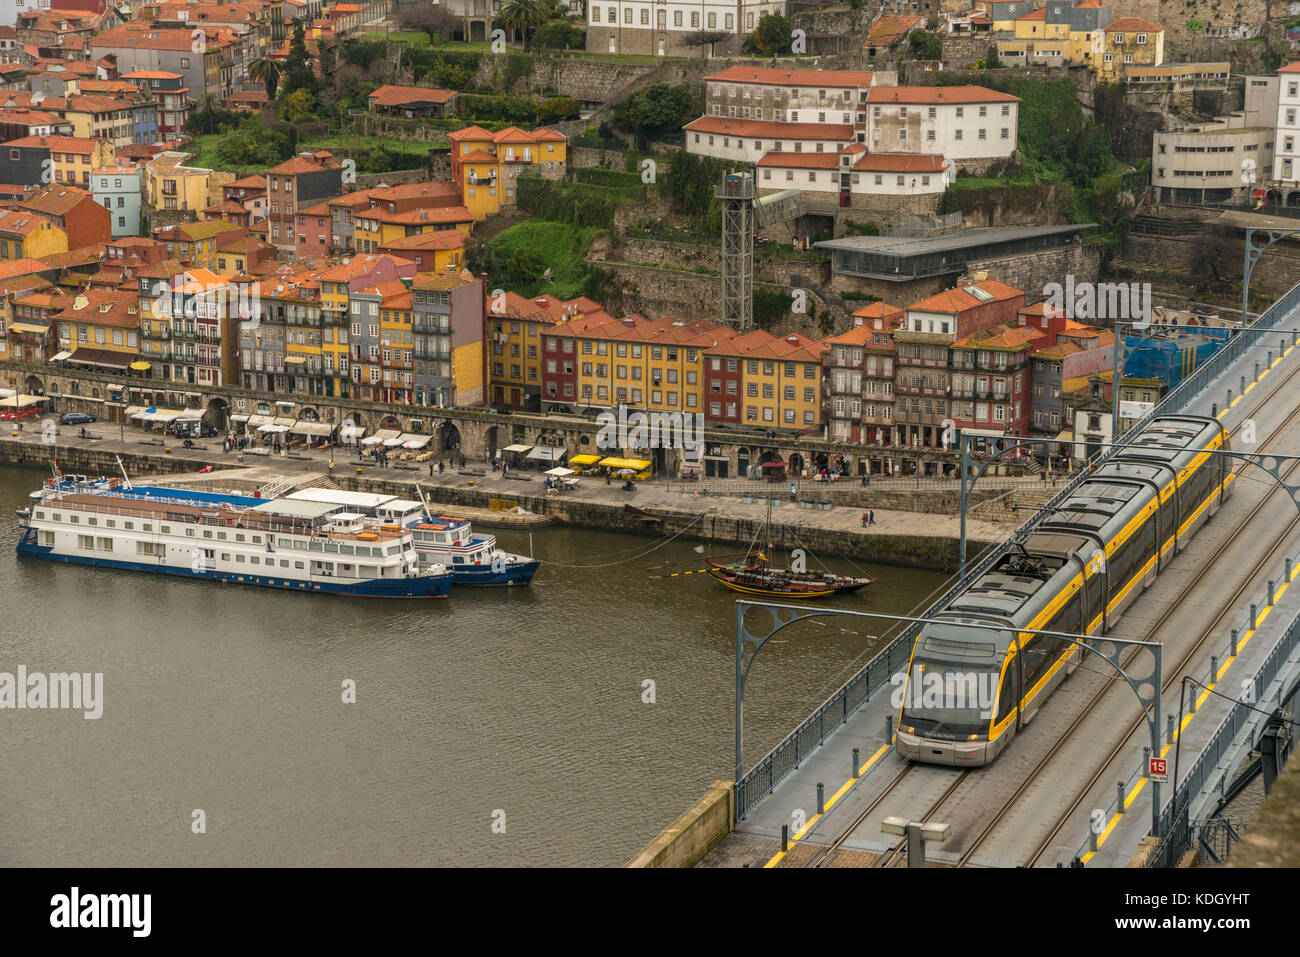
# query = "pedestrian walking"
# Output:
<box><xmin>869</xmin><ymin>509</ymin><xmax>875</xmax><ymax>525</ymax></box>
<box><xmin>861</xmin><ymin>511</ymin><xmax>867</xmax><ymax>528</ymax></box>
<box><xmin>329</xmin><ymin>460</ymin><xmax>335</xmax><ymax>476</ymax></box>
<box><xmin>439</xmin><ymin>460</ymin><xmax>445</xmax><ymax>474</ymax></box>
<box><xmin>429</xmin><ymin>462</ymin><xmax>434</xmax><ymax>477</ymax></box>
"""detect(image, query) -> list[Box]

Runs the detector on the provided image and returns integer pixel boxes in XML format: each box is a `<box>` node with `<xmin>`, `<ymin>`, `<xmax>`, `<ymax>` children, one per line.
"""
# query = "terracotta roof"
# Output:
<box><xmin>853</xmin><ymin>301</ymin><xmax>904</xmax><ymax>321</ymax></box>
<box><xmin>684</xmin><ymin>117</ymin><xmax>854</xmax><ymax>139</ymax></box>
<box><xmin>368</xmin><ymin>84</ymin><xmax>457</xmax><ymax>107</ymax></box>
<box><xmin>907</xmin><ymin>280</ymin><xmax>1024</xmax><ymax>314</ymax></box>
<box><xmin>447</xmin><ymin>124</ymin><xmax>495</xmax><ymax>141</ymax></box>
<box><xmin>267</xmin><ymin>153</ymin><xmax>340</xmax><ymax>175</ymax></box>
<box><xmin>120</xmin><ymin>71</ymin><xmax>183</xmax><ymax>80</ymax></box>
<box><xmin>1</xmin><ymin>134</ymin><xmax>104</xmax><ymax>153</ymax></box>
<box><xmin>706</xmin><ymin>328</ymin><xmax>828</xmax><ymax>362</ymax></box>
<box><xmin>368</xmin><ymin>181</ymin><xmax>462</xmax><ymax>204</ymax></box>
<box><xmin>1279</xmin><ymin>61</ymin><xmax>1300</xmax><ymax>74</ymax></box>
<box><xmin>1103</xmin><ymin>17</ymin><xmax>1163</xmax><ymax>32</ymax></box>
<box><xmin>378</xmin><ymin>231</ymin><xmax>467</xmax><ymax>251</ymax></box>
<box><xmin>756</xmin><ymin>151</ymin><xmax>841</xmax><ymax>169</ymax></box>
<box><xmin>458</xmin><ymin>149</ymin><xmax>497</xmax><ymax>164</ymax></box>
<box><xmin>358</xmin><ymin>206</ymin><xmax>472</xmax><ymax>226</ymax></box>
<box><xmin>865</xmin><ymin>16</ymin><xmax>924</xmax><ymax>43</ymax></box>
<box><xmin>1017</xmin><ymin>8</ymin><xmax>1046</xmax><ymax>19</ymax></box>
<box><xmin>227</xmin><ymin>174</ymin><xmax>267</xmax><ymax>189</ymax></box>
<box><xmin>868</xmin><ymin>85</ymin><xmax>1020</xmax><ymax>104</ymax></box>
<box><xmin>703</xmin><ymin>66</ymin><xmax>875</xmax><ymax>87</ymax></box>
<box><xmin>53</xmin><ymin>288</ymin><xmax>139</xmax><ymax>327</ymax></box>
<box><xmin>853</xmin><ymin>153</ymin><xmax>946</xmax><ymax>172</ymax></box>
<box><xmin>92</xmin><ymin>24</ymin><xmax>238</xmax><ymax>51</ymax></box>
<box><xmin>18</xmin><ymin>184</ymin><xmax>96</xmax><ymax>216</ymax></box>
<box><xmin>0</xmin><ymin>258</ymin><xmax>54</xmax><ymax>280</ymax></box>
<box><xmin>0</xmin><ymin>209</ymin><xmax>51</xmax><ymax>237</ymax></box>
<box><xmin>952</xmin><ymin>322</ymin><xmax>1043</xmax><ymax>350</ymax></box>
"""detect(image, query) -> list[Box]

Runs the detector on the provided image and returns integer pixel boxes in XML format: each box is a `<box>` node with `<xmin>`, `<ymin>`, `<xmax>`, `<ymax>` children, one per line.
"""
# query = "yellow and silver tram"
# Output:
<box><xmin>895</xmin><ymin>415</ymin><xmax>1233</xmax><ymax>766</ymax></box>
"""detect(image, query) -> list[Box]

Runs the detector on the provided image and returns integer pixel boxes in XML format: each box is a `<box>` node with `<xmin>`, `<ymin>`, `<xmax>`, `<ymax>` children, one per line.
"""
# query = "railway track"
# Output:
<box><xmin>954</xmin><ymin>364</ymin><xmax>1300</xmax><ymax>868</ymax></box>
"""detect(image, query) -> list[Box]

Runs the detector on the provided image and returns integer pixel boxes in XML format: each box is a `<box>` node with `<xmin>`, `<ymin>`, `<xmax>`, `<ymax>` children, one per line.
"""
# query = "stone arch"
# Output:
<box><xmin>437</xmin><ymin>419</ymin><xmax>462</xmax><ymax>453</ymax></box>
<box><xmin>758</xmin><ymin>447</ymin><xmax>780</xmax><ymax>465</ymax></box>
<box><xmin>1266</xmin><ymin>188</ymin><xmax>1283</xmax><ymax>207</ymax></box>
<box><xmin>69</xmin><ymin>380</ymin><xmax>80</xmax><ymax>395</ymax></box>
<box><xmin>205</xmin><ymin>396</ymin><xmax>230</xmax><ymax>431</ymax></box>
<box><xmin>789</xmin><ymin>452</ymin><xmax>805</xmax><ymax>476</ymax></box>
<box><xmin>297</xmin><ymin>405</ymin><xmax>320</xmax><ymax>422</ymax></box>
<box><xmin>485</xmin><ymin>425</ymin><xmax>500</xmax><ymax>461</ymax></box>
<box><xmin>23</xmin><ymin>374</ymin><xmax>42</xmax><ymax>394</ymax></box>
<box><xmin>468</xmin><ymin>19</ymin><xmax>487</xmax><ymax>42</ymax></box>
<box><xmin>1288</xmin><ymin>190</ymin><xmax>1300</xmax><ymax>208</ymax></box>
<box><xmin>378</xmin><ymin>414</ymin><xmax>401</xmax><ymax>431</ymax></box>
<box><xmin>736</xmin><ymin>446</ymin><xmax>751</xmax><ymax>476</ymax></box>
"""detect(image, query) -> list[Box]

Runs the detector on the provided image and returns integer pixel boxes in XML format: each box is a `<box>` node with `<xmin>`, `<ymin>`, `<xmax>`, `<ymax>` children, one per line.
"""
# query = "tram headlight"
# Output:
<box><xmin>902</xmin><ymin>725</ymin><xmax>914</xmax><ymax>735</ymax></box>
<box><xmin>968</xmin><ymin>734</ymin><xmax>980</xmax><ymax>741</ymax></box>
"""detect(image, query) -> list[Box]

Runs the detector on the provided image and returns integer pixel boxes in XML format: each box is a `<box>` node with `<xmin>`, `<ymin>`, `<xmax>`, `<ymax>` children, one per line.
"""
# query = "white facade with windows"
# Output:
<box><xmin>587</xmin><ymin>0</ymin><xmax>786</xmax><ymax>55</ymax></box>
<box><xmin>1273</xmin><ymin>64</ymin><xmax>1300</xmax><ymax>185</ymax></box>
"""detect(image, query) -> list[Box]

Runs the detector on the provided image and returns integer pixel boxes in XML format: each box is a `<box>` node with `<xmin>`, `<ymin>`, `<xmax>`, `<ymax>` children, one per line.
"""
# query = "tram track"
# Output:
<box><xmin>954</xmin><ymin>367</ymin><xmax>1300</xmax><ymax>867</ymax></box>
<box><xmin>799</xmin><ymin>346</ymin><xmax>1300</xmax><ymax>869</ymax></box>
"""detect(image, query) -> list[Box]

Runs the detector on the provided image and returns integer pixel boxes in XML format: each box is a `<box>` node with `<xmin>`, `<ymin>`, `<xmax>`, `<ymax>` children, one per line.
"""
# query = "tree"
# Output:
<box><xmin>282</xmin><ymin>88</ymin><xmax>317</xmax><ymax>124</ymax></box>
<box><xmin>398</xmin><ymin>6</ymin><xmax>460</xmax><ymax>44</ymax></box>
<box><xmin>247</xmin><ymin>56</ymin><xmax>282</xmax><ymax>102</ymax></box>
<box><xmin>499</xmin><ymin>0</ymin><xmax>548</xmax><ymax>51</ymax></box>
<box><xmin>750</xmin><ymin>13</ymin><xmax>792</xmax><ymax>54</ymax></box>
<box><xmin>613</xmin><ymin>83</ymin><xmax>696</xmax><ymax>146</ymax></box>
<box><xmin>281</xmin><ymin>21</ymin><xmax>321</xmax><ymax>100</ymax></box>
<box><xmin>504</xmin><ymin>246</ymin><xmax>545</xmax><ymax>286</ymax></box>
<box><xmin>907</xmin><ymin>30</ymin><xmax>942</xmax><ymax>60</ymax></box>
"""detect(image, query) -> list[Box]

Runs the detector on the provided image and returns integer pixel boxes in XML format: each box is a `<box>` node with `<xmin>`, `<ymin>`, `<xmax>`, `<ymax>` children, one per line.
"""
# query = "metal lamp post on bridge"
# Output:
<box><xmin>1242</xmin><ymin>226</ymin><xmax>1300</xmax><ymax>326</ymax></box>
<box><xmin>735</xmin><ymin>601</ymin><xmax>1167</xmax><ymax>840</ymax></box>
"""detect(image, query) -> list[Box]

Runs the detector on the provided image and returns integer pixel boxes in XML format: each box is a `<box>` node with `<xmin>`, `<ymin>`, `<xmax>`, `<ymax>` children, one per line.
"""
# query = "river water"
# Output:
<box><xmin>0</xmin><ymin>463</ymin><xmax>948</xmax><ymax>866</ymax></box>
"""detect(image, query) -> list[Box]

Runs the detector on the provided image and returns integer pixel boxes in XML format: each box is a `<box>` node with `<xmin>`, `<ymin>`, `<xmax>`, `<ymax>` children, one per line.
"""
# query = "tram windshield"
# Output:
<box><xmin>899</xmin><ymin>626</ymin><xmax>1005</xmax><ymax>736</ymax></box>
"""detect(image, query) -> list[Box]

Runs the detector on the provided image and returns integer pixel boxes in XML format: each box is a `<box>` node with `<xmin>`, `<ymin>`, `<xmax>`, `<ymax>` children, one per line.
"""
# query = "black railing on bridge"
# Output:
<box><xmin>734</xmin><ymin>280</ymin><xmax>1300</xmax><ymax>821</ymax></box>
<box><xmin>1144</xmin><ymin>573</ymin><xmax>1300</xmax><ymax>867</ymax></box>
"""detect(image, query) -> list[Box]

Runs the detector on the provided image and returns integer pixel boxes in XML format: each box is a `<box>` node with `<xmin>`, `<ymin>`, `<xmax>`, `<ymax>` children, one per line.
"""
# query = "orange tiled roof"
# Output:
<box><xmin>703</xmin><ymin>66</ymin><xmax>875</xmax><ymax>87</ymax></box>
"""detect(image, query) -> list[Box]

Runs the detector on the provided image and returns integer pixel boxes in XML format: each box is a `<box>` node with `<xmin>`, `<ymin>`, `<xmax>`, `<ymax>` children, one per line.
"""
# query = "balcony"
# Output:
<box><xmin>950</xmin><ymin>388</ymin><xmax>1009</xmax><ymax>402</ymax></box>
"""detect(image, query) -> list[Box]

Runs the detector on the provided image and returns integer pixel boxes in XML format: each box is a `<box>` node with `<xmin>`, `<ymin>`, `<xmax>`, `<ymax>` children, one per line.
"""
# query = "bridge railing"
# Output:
<box><xmin>1144</xmin><ymin>566</ymin><xmax>1300</xmax><ymax>867</ymax></box>
<box><xmin>735</xmin><ymin>280</ymin><xmax>1300</xmax><ymax>822</ymax></box>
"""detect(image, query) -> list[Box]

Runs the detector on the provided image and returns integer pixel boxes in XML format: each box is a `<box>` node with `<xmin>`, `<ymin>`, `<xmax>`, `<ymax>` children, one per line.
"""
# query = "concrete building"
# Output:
<box><xmin>1151</xmin><ymin>114</ymin><xmax>1274</xmax><ymax>205</ymax></box>
<box><xmin>586</xmin><ymin>0</ymin><xmax>786</xmax><ymax>57</ymax></box>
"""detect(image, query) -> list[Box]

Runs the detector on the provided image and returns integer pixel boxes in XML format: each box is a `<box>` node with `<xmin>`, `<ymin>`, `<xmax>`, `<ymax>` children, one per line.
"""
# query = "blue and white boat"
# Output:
<box><xmin>17</xmin><ymin>477</ymin><xmax>453</xmax><ymax>598</ymax></box>
<box><xmin>283</xmin><ymin>487</ymin><xmax>539</xmax><ymax>587</ymax></box>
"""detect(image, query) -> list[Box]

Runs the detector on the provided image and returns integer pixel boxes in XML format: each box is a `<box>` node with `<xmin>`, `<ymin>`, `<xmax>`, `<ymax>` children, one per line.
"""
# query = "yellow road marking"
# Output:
<box><xmin>761</xmin><ymin>742</ymin><xmax>891</xmax><ymax>868</ymax></box>
<box><xmin>1080</xmin><ymin>569</ymin><xmax>1294</xmax><ymax>864</ymax></box>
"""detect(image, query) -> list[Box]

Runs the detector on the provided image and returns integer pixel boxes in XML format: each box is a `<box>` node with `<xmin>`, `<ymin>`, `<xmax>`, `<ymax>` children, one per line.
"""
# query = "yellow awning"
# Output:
<box><xmin>9</xmin><ymin>322</ymin><xmax>48</xmax><ymax>334</ymax></box>
<box><xmin>569</xmin><ymin>454</ymin><xmax>602</xmax><ymax>466</ymax></box>
<box><xmin>129</xmin><ymin>361</ymin><xmax>151</xmax><ymax>371</ymax></box>
<box><xmin>597</xmin><ymin>457</ymin><xmax>652</xmax><ymax>470</ymax></box>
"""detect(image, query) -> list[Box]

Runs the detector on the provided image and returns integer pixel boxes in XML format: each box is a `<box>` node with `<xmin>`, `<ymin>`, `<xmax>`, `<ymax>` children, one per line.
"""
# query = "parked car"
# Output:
<box><xmin>60</xmin><ymin>412</ymin><xmax>96</xmax><ymax>425</ymax></box>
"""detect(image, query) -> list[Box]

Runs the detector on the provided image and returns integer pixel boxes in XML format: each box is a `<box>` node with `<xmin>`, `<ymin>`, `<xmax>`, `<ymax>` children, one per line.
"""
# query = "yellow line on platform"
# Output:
<box><xmin>1080</xmin><ymin>572</ymin><xmax>1294</xmax><ymax>864</ymax></box>
<box><xmin>761</xmin><ymin>741</ymin><xmax>891</xmax><ymax>868</ymax></box>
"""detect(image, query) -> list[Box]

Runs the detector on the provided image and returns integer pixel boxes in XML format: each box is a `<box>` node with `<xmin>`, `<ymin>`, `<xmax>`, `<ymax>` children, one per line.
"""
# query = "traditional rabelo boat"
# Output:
<box><xmin>704</xmin><ymin>498</ymin><xmax>873</xmax><ymax>600</ymax></box>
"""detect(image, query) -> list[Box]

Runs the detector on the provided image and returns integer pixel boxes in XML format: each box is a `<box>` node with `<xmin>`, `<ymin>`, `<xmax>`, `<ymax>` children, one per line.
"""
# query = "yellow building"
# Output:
<box><xmin>995</xmin><ymin>0</ymin><xmax>1112</xmax><ymax>69</ymax></box>
<box><xmin>376</xmin><ymin>230</ymin><xmax>467</xmax><ymax>274</ymax></box>
<box><xmin>703</xmin><ymin>330</ymin><xmax>828</xmax><ymax>433</ymax></box>
<box><xmin>1097</xmin><ymin>17</ymin><xmax>1164</xmax><ymax>82</ymax></box>
<box><xmin>352</xmin><ymin>205</ymin><xmax>474</xmax><ymax>252</ymax></box>
<box><xmin>52</xmin><ymin>289</ymin><xmax>141</xmax><ymax>372</ymax></box>
<box><xmin>0</xmin><ymin>209</ymin><xmax>68</xmax><ymax>260</ymax></box>
<box><xmin>486</xmin><ymin>292</ymin><xmax>602</xmax><ymax>409</ymax></box>
<box><xmin>155</xmin><ymin>221</ymin><xmax>248</xmax><ymax>272</ymax></box>
<box><xmin>145</xmin><ymin>151</ymin><xmax>231</xmax><ymax>214</ymax></box>
<box><xmin>448</xmin><ymin>125</ymin><xmax>567</xmax><ymax>222</ymax></box>
<box><xmin>539</xmin><ymin>314</ymin><xmax>737</xmax><ymax>415</ymax></box>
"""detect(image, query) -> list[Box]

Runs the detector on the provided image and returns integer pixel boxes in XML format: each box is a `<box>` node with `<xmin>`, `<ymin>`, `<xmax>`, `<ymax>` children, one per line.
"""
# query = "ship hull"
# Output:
<box><xmin>17</xmin><ymin>535</ymin><xmax>452</xmax><ymax>598</ymax></box>
<box><xmin>450</xmin><ymin>557</ymin><xmax>540</xmax><ymax>586</ymax></box>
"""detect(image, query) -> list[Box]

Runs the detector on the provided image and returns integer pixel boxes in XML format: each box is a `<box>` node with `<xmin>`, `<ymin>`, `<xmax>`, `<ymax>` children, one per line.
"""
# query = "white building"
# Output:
<box><xmin>1271</xmin><ymin>62</ymin><xmax>1300</xmax><ymax>187</ymax></box>
<box><xmin>587</xmin><ymin>0</ymin><xmax>786</xmax><ymax>56</ymax></box>
<box><xmin>685</xmin><ymin>117</ymin><xmax>855</xmax><ymax>163</ymax></box>
<box><xmin>865</xmin><ymin>86</ymin><xmax>1021</xmax><ymax>172</ymax></box>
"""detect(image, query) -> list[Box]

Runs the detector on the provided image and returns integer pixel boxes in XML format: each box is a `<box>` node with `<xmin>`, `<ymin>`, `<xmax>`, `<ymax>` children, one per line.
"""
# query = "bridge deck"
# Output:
<box><xmin>703</xmin><ymin>296</ymin><xmax>1300</xmax><ymax>868</ymax></box>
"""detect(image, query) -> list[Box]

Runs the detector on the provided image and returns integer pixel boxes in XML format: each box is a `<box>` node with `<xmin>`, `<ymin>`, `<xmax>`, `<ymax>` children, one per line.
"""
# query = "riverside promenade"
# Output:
<box><xmin>0</xmin><ymin>426</ymin><xmax>1013</xmax><ymax>569</ymax></box>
